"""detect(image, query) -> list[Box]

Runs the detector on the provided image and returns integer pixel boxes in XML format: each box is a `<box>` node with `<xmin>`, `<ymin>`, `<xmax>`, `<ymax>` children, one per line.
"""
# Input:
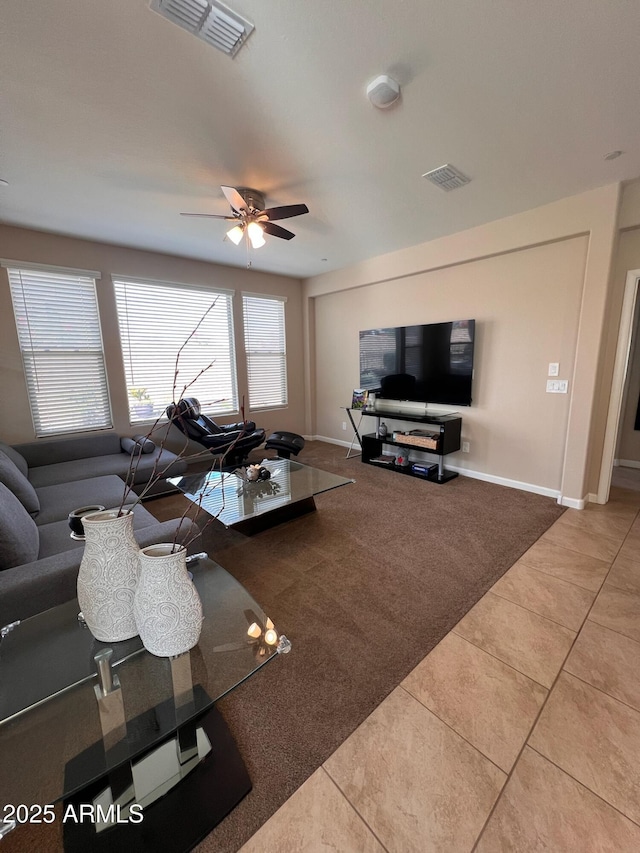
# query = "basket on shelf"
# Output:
<box><xmin>393</xmin><ymin>432</ymin><xmax>439</xmax><ymax>450</ymax></box>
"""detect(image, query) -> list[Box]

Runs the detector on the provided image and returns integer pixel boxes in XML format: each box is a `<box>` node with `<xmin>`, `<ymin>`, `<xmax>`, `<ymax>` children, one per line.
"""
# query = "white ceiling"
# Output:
<box><xmin>1</xmin><ymin>0</ymin><xmax>639</xmax><ymax>278</ymax></box>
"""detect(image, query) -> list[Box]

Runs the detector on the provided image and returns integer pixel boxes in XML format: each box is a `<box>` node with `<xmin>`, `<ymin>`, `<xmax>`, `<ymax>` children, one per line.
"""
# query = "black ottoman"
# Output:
<box><xmin>264</xmin><ymin>431</ymin><xmax>305</xmax><ymax>459</ymax></box>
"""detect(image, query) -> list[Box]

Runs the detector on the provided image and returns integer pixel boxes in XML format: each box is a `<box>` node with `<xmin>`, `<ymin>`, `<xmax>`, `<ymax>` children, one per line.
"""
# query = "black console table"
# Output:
<box><xmin>360</xmin><ymin>409</ymin><xmax>462</xmax><ymax>484</ymax></box>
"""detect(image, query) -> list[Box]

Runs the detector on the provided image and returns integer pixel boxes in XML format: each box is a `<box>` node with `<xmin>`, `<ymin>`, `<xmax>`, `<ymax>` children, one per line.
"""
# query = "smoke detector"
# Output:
<box><xmin>366</xmin><ymin>75</ymin><xmax>401</xmax><ymax>110</ymax></box>
<box><xmin>149</xmin><ymin>0</ymin><xmax>254</xmax><ymax>58</ymax></box>
<box><xmin>422</xmin><ymin>164</ymin><xmax>471</xmax><ymax>191</ymax></box>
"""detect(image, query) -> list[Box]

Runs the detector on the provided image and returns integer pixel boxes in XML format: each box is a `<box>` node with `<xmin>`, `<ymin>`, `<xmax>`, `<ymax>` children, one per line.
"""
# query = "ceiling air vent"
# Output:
<box><xmin>149</xmin><ymin>0</ymin><xmax>254</xmax><ymax>58</ymax></box>
<box><xmin>422</xmin><ymin>164</ymin><xmax>471</xmax><ymax>192</ymax></box>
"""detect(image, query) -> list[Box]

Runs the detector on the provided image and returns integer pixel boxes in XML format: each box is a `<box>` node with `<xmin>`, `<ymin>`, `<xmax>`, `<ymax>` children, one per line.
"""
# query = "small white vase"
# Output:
<box><xmin>77</xmin><ymin>509</ymin><xmax>140</xmax><ymax>642</ymax></box>
<box><xmin>134</xmin><ymin>544</ymin><xmax>203</xmax><ymax>657</ymax></box>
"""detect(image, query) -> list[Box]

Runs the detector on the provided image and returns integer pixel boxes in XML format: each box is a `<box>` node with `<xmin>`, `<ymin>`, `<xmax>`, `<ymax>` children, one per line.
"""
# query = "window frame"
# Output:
<box><xmin>3</xmin><ymin>259</ymin><xmax>113</xmax><ymax>438</ymax></box>
<box><xmin>242</xmin><ymin>291</ymin><xmax>288</xmax><ymax>411</ymax></box>
<box><xmin>113</xmin><ymin>275</ymin><xmax>239</xmax><ymax>425</ymax></box>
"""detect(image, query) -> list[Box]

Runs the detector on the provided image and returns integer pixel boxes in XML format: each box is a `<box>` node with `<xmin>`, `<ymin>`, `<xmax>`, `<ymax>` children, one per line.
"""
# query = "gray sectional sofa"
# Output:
<box><xmin>0</xmin><ymin>434</ymin><xmax>199</xmax><ymax>627</ymax></box>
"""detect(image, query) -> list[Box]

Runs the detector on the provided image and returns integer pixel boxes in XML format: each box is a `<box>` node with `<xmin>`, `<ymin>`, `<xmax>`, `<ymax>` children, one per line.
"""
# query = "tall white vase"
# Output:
<box><xmin>134</xmin><ymin>544</ymin><xmax>203</xmax><ymax>657</ymax></box>
<box><xmin>77</xmin><ymin>509</ymin><xmax>140</xmax><ymax>642</ymax></box>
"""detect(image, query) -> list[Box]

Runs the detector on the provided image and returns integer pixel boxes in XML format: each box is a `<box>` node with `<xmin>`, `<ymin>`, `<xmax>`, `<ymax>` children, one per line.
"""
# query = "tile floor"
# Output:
<box><xmin>238</xmin><ymin>484</ymin><xmax>640</xmax><ymax>852</ymax></box>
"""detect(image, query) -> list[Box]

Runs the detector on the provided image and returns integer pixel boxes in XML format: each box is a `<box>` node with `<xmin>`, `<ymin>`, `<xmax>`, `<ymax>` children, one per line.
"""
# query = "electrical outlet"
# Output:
<box><xmin>546</xmin><ymin>379</ymin><xmax>569</xmax><ymax>393</ymax></box>
<box><xmin>342</xmin><ymin>421</ymin><xmax>347</xmax><ymax>431</ymax></box>
<box><xmin>462</xmin><ymin>441</ymin><xmax>470</xmax><ymax>453</ymax></box>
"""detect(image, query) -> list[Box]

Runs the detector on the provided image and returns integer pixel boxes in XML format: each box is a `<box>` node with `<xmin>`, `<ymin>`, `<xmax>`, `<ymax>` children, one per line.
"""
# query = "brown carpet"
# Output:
<box><xmin>185</xmin><ymin>441</ymin><xmax>565</xmax><ymax>852</ymax></box>
<box><xmin>2</xmin><ymin>441</ymin><xmax>565</xmax><ymax>853</ymax></box>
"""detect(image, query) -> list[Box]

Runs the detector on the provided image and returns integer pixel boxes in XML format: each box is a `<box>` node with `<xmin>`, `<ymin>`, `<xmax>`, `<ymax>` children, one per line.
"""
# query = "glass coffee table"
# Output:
<box><xmin>0</xmin><ymin>556</ymin><xmax>290</xmax><ymax>852</ymax></box>
<box><xmin>168</xmin><ymin>457</ymin><xmax>354</xmax><ymax>535</ymax></box>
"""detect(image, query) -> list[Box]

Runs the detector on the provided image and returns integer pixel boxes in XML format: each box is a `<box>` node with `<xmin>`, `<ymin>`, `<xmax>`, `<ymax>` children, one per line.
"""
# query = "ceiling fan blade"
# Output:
<box><xmin>262</xmin><ymin>222</ymin><xmax>296</xmax><ymax>240</ymax></box>
<box><xmin>221</xmin><ymin>186</ymin><xmax>249</xmax><ymax>213</ymax></box>
<box><xmin>180</xmin><ymin>212</ymin><xmax>236</xmax><ymax>219</ymax></box>
<box><xmin>262</xmin><ymin>203</ymin><xmax>309</xmax><ymax>221</ymax></box>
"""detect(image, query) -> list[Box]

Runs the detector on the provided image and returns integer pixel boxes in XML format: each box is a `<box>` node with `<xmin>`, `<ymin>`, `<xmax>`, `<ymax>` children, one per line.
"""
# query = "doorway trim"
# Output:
<box><xmin>597</xmin><ymin>268</ymin><xmax>640</xmax><ymax>503</ymax></box>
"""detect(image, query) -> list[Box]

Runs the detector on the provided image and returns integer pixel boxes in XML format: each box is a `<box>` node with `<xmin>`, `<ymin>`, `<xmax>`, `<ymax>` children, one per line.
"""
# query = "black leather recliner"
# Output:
<box><xmin>166</xmin><ymin>397</ymin><xmax>266</xmax><ymax>466</ymax></box>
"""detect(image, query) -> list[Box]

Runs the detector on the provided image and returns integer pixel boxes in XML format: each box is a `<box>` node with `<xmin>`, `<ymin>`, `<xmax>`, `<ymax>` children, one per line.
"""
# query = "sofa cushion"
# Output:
<box><xmin>34</xmin><ymin>475</ymin><xmax>132</xmax><ymax>525</ymax></box>
<box><xmin>37</xmin><ymin>504</ymin><xmax>158</xmax><ymax>558</ymax></box>
<box><xmin>0</xmin><ymin>519</ymin><xmax>202</xmax><ymax>625</ymax></box>
<box><xmin>0</xmin><ymin>482</ymin><xmax>39</xmax><ymax>571</ymax></box>
<box><xmin>0</xmin><ymin>450</ymin><xmax>40</xmax><ymax>515</ymax></box>
<box><xmin>13</xmin><ymin>434</ymin><xmax>123</xmax><ymax>468</ymax></box>
<box><xmin>27</xmin><ymin>448</ymin><xmax>188</xmax><ymax>488</ymax></box>
<box><xmin>0</xmin><ymin>441</ymin><xmax>29</xmax><ymax>478</ymax></box>
<box><xmin>121</xmin><ymin>436</ymin><xmax>156</xmax><ymax>454</ymax></box>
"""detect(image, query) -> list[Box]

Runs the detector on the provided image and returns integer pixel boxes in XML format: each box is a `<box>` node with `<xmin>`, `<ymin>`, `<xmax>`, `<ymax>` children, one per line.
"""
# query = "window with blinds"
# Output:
<box><xmin>242</xmin><ymin>293</ymin><xmax>287</xmax><ymax>409</ymax></box>
<box><xmin>114</xmin><ymin>278</ymin><xmax>238</xmax><ymax>424</ymax></box>
<box><xmin>6</xmin><ymin>265</ymin><xmax>112</xmax><ymax>437</ymax></box>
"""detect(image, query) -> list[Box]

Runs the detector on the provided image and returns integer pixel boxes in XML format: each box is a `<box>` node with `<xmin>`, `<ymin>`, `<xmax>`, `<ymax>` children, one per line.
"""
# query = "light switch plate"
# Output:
<box><xmin>548</xmin><ymin>362</ymin><xmax>559</xmax><ymax>376</ymax></box>
<box><xmin>546</xmin><ymin>379</ymin><xmax>568</xmax><ymax>393</ymax></box>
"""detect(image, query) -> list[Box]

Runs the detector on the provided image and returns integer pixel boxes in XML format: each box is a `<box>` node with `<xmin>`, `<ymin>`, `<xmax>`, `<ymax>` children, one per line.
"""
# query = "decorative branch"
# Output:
<box><xmin>116</xmin><ymin>298</ymin><xmax>262</xmax><ymax>556</ymax></box>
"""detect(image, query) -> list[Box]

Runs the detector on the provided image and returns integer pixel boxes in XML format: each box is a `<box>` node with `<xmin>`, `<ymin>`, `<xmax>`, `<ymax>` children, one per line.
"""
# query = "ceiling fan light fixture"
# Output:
<box><xmin>183</xmin><ymin>184</ymin><xmax>309</xmax><ymax>248</ymax></box>
<box><xmin>247</xmin><ymin>221</ymin><xmax>266</xmax><ymax>249</ymax></box>
<box><xmin>226</xmin><ymin>224</ymin><xmax>244</xmax><ymax>244</ymax></box>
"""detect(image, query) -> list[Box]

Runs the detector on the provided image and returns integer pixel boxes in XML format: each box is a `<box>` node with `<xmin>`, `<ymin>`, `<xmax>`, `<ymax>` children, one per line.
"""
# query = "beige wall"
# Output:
<box><xmin>0</xmin><ymin>225</ymin><xmax>305</xmax><ymax>446</ymax></box>
<box><xmin>313</xmin><ymin>238</ymin><xmax>586</xmax><ymax>493</ymax></box>
<box><xmin>305</xmin><ymin>183</ymin><xmax>624</xmax><ymax>504</ymax></box>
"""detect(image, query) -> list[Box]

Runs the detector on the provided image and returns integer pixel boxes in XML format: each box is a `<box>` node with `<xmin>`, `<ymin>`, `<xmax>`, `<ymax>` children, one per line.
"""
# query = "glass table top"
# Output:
<box><xmin>167</xmin><ymin>458</ymin><xmax>354</xmax><ymax>528</ymax></box>
<box><xmin>0</xmin><ymin>558</ymin><xmax>284</xmax><ymax>807</ymax></box>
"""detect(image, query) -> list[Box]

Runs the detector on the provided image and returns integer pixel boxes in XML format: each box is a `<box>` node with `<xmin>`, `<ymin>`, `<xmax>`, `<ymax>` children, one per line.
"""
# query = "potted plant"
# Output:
<box><xmin>128</xmin><ymin>387</ymin><xmax>154</xmax><ymax>419</ymax></box>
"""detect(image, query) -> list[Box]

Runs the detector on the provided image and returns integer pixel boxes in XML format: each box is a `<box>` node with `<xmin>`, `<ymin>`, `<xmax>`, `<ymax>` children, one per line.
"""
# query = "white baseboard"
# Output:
<box><xmin>558</xmin><ymin>495</ymin><xmax>587</xmax><ymax>509</ymax></box>
<box><xmin>313</xmin><ymin>436</ymin><xmax>569</xmax><ymax>501</ymax></box>
<box><xmin>313</xmin><ymin>435</ymin><xmax>354</xmax><ymax>449</ymax></box>
<box><xmin>445</xmin><ymin>463</ymin><xmax>562</xmax><ymax>501</ymax></box>
<box><xmin>616</xmin><ymin>459</ymin><xmax>640</xmax><ymax>470</ymax></box>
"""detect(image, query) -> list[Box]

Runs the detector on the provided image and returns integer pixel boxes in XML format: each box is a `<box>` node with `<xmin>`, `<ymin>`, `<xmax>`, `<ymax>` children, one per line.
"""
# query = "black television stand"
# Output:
<box><xmin>359</xmin><ymin>409</ymin><xmax>462</xmax><ymax>484</ymax></box>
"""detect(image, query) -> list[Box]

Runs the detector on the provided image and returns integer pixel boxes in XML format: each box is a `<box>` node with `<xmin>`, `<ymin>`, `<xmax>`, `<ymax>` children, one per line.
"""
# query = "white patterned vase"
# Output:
<box><xmin>77</xmin><ymin>509</ymin><xmax>140</xmax><ymax>642</ymax></box>
<box><xmin>133</xmin><ymin>544</ymin><xmax>203</xmax><ymax>657</ymax></box>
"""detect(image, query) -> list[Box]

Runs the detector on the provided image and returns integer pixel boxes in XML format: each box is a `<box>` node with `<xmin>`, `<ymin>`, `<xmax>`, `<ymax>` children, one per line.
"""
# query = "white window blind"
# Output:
<box><xmin>114</xmin><ymin>278</ymin><xmax>238</xmax><ymax>424</ymax></box>
<box><xmin>7</xmin><ymin>266</ymin><xmax>112</xmax><ymax>437</ymax></box>
<box><xmin>242</xmin><ymin>293</ymin><xmax>287</xmax><ymax>409</ymax></box>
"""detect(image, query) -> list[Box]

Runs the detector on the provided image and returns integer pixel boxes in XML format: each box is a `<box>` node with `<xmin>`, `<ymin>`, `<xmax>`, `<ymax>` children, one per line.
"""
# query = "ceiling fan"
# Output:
<box><xmin>181</xmin><ymin>186</ymin><xmax>309</xmax><ymax>249</ymax></box>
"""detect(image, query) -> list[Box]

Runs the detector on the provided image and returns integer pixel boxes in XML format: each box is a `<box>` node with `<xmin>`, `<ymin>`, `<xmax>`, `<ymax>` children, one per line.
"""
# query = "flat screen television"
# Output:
<box><xmin>359</xmin><ymin>319</ymin><xmax>475</xmax><ymax>406</ymax></box>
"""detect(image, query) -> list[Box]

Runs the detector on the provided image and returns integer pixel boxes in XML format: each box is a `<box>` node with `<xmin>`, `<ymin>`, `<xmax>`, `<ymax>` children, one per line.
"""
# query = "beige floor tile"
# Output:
<box><xmin>564</xmin><ymin>620</ymin><xmax>640</xmax><ymax>712</ymax></box>
<box><xmin>608</xmin><ymin>484</ymin><xmax>640</xmax><ymax>505</ymax></box>
<box><xmin>476</xmin><ymin>747</ymin><xmax>640</xmax><ymax>853</ymax></box>
<box><xmin>615</xmin><ymin>535</ymin><xmax>640</xmax><ymax>565</ymax></box>
<box><xmin>402</xmin><ymin>632</ymin><xmax>547</xmax><ymax>772</ymax></box>
<box><xmin>541</xmin><ymin>523</ymin><xmax>621</xmax><ymax>562</ymax></box>
<box><xmin>607</xmin><ymin>553</ymin><xmax>640</xmax><ymax>594</ymax></box>
<box><xmin>453</xmin><ymin>592</ymin><xmax>575</xmax><ymax>688</ymax></box>
<box><xmin>491</xmin><ymin>563</ymin><xmax>594</xmax><ymax>631</ymax></box>
<box><xmin>580</xmin><ymin>500</ymin><xmax>640</xmax><ymax>523</ymax></box>
<box><xmin>589</xmin><ymin>585</ymin><xmax>640</xmax><ymax>644</ymax></box>
<box><xmin>238</xmin><ymin>768</ymin><xmax>385</xmax><ymax>853</ymax></box>
<box><xmin>556</xmin><ymin>507</ymin><xmax>633</xmax><ymax>541</ymax></box>
<box><xmin>622</xmin><ymin>522</ymin><xmax>640</xmax><ymax>538</ymax></box>
<box><xmin>517</xmin><ymin>539</ymin><xmax>609</xmax><ymax>592</ymax></box>
<box><xmin>324</xmin><ymin>687</ymin><xmax>505</xmax><ymax>853</ymax></box>
<box><xmin>529</xmin><ymin>672</ymin><xmax>640</xmax><ymax>824</ymax></box>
